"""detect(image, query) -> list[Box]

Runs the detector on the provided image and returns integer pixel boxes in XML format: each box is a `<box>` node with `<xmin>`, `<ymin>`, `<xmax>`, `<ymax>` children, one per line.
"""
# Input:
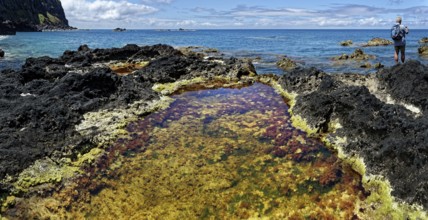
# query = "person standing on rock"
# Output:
<box><xmin>391</xmin><ymin>16</ymin><xmax>409</xmax><ymax>64</ymax></box>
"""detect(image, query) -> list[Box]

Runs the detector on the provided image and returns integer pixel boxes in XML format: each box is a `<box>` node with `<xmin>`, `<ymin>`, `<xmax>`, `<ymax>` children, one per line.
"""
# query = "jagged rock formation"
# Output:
<box><xmin>279</xmin><ymin>61</ymin><xmax>428</xmax><ymax>209</ymax></box>
<box><xmin>0</xmin><ymin>44</ymin><xmax>255</xmax><ymax>197</ymax></box>
<box><xmin>363</xmin><ymin>38</ymin><xmax>393</xmax><ymax>47</ymax></box>
<box><xmin>0</xmin><ymin>0</ymin><xmax>72</xmax><ymax>34</ymax></box>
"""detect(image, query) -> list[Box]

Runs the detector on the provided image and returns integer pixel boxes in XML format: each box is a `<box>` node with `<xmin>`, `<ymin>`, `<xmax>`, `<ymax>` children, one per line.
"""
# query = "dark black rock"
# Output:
<box><xmin>0</xmin><ymin>44</ymin><xmax>256</xmax><ymax>195</ymax></box>
<box><xmin>379</xmin><ymin>60</ymin><xmax>428</xmax><ymax>112</ymax></box>
<box><xmin>0</xmin><ymin>0</ymin><xmax>71</xmax><ymax>32</ymax></box>
<box><xmin>0</xmin><ymin>20</ymin><xmax>16</xmax><ymax>35</ymax></box>
<box><xmin>279</xmin><ymin>63</ymin><xmax>428</xmax><ymax>209</ymax></box>
<box><xmin>0</xmin><ymin>49</ymin><xmax>4</xmax><ymax>58</ymax></box>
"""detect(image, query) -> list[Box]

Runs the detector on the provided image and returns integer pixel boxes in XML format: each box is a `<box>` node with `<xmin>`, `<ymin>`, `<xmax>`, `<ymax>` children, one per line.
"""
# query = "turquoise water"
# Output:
<box><xmin>1</xmin><ymin>29</ymin><xmax>427</xmax><ymax>73</ymax></box>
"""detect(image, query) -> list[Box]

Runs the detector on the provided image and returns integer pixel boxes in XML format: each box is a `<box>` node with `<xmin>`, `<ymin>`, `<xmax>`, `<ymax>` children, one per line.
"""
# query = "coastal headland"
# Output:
<box><xmin>0</xmin><ymin>44</ymin><xmax>427</xmax><ymax>218</ymax></box>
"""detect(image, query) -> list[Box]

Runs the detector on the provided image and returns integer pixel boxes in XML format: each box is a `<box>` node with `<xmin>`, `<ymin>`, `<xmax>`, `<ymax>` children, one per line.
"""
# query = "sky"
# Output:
<box><xmin>60</xmin><ymin>0</ymin><xmax>428</xmax><ymax>29</ymax></box>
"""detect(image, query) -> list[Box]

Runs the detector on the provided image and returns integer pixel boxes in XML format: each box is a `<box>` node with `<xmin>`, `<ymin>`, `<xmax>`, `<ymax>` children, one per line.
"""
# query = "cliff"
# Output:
<box><xmin>0</xmin><ymin>0</ymin><xmax>72</xmax><ymax>34</ymax></box>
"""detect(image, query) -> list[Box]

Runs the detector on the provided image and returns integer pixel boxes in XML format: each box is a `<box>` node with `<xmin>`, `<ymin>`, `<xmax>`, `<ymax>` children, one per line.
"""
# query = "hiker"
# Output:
<box><xmin>391</xmin><ymin>16</ymin><xmax>409</xmax><ymax>63</ymax></box>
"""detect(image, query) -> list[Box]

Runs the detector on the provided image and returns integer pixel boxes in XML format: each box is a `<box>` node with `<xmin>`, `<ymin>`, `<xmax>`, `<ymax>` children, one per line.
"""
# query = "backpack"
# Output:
<box><xmin>391</xmin><ymin>24</ymin><xmax>403</xmax><ymax>41</ymax></box>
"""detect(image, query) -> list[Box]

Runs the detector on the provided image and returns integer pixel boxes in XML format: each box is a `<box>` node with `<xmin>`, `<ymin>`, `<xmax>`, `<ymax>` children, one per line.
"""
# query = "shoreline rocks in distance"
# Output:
<box><xmin>277</xmin><ymin>56</ymin><xmax>298</xmax><ymax>71</ymax></box>
<box><xmin>340</xmin><ymin>40</ymin><xmax>353</xmax><ymax>46</ymax></box>
<box><xmin>333</xmin><ymin>48</ymin><xmax>376</xmax><ymax>61</ymax></box>
<box><xmin>363</xmin><ymin>37</ymin><xmax>393</xmax><ymax>47</ymax></box>
<box><xmin>419</xmin><ymin>37</ymin><xmax>428</xmax><ymax>56</ymax></box>
<box><xmin>113</xmin><ymin>28</ymin><xmax>127</xmax><ymax>32</ymax></box>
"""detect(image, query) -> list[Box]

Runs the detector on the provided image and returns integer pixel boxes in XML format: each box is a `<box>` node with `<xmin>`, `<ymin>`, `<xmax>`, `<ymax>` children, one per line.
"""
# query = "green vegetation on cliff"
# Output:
<box><xmin>0</xmin><ymin>0</ymin><xmax>70</xmax><ymax>31</ymax></box>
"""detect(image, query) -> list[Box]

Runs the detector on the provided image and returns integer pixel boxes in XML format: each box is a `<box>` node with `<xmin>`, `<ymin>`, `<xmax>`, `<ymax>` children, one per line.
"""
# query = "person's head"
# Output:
<box><xmin>396</xmin><ymin>16</ymin><xmax>402</xmax><ymax>24</ymax></box>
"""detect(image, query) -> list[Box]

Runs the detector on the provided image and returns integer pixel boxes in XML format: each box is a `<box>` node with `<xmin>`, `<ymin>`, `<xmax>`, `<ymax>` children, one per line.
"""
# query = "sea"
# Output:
<box><xmin>0</xmin><ymin>29</ymin><xmax>427</xmax><ymax>74</ymax></box>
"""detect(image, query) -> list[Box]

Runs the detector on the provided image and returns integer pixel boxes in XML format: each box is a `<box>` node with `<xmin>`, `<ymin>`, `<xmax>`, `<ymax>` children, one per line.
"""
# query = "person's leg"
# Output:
<box><xmin>394</xmin><ymin>46</ymin><xmax>399</xmax><ymax>63</ymax></box>
<box><xmin>401</xmin><ymin>46</ymin><xmax>406</xmax><ymax>63</ymax></box>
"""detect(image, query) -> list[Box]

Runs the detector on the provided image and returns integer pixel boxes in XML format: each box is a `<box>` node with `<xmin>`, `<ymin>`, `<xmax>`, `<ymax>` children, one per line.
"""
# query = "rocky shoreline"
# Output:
<box><xmin>279</xmin><ymin>61</ymin><xmax>428</xmax><ymax>209</ymax></box>
<box><xmin>0</xmin><ymin>44</ymin><xmax>427</xmax><ymax>217</ymax></box>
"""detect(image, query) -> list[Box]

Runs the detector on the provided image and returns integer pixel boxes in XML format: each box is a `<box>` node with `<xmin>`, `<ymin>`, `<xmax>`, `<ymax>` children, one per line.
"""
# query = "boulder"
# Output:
<box><xmin>363</xmin><ymin>37</ymin><xmax>393</xmax><ymax>47</ymax></box>
<box><xmin>333</xmin><ymin>48</ymin><xmax>376</xmax><ymax>61</ymax></box>
<box><xmin>340</xmin><ymin>40</ymin><xmax>353</xmax><ymax>46</ymax></box>
<box><xmin>419</xmin><ymin>37</ymin><xmax>428</xmax><ymax>44</ymax></box>
<box><xmin>277</xmin><ymin>56</ymin><xmax>298</xmax><ymax>71</ymax></box>
<box><xmin>0</xmin><ymin>49</ymin><xmax>4</xmax><ymax>58</ymax></box>
<box><xmin>419</xmin><ymin>46</ymin><xmax>428</xmax><ymax>56</ymax></box>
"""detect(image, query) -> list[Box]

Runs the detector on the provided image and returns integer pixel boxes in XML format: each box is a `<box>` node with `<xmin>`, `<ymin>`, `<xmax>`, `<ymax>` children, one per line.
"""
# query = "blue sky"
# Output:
<box><xmin>61</xmin><ymin>0</ymin><xmax>428</xmax><ymax>29</ymax></box>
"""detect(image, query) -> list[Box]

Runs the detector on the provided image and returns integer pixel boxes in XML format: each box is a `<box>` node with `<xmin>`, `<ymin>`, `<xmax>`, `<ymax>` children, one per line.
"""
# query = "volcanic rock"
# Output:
<box><xmin>0</xmin><ymin>44</ymin><xmax>256</xmax><ymax>188</ymax></box>
<box><xmin>0</xmin><ymin>49</ymin><xmax>4</xmax><ymax>58</ymax></box>
<box><xmin>340</xmin><ymin>40</ymin><xmax>353</xmax><ymax>46</ymax></box>
<box><xmin>0</xmin><ymin>0</ymin><xmax>73</xmax><ymax>33</ymax></box>
<box><xmin>363</xmin><ymin>38</ymin><xmax>393</xmax><ymax>47</ymax></box>
<box><xmin>333</xmin><ymin>48</ymin><xmax>376</xmax><ymax>61</ymax></box>
<box><xmin>419</xmin><ymin>37</ymin><xmax>428</xmax><ymax>44</ymax></box>
<box><xmin>278</xmin><ymin>61</ymin><xmax>428</xmax><ymax>209</ymax></box>
<box><xmin>277</xmin><ymin>56</ymin><xmax>298</xmax><ymax>71</ymax></box>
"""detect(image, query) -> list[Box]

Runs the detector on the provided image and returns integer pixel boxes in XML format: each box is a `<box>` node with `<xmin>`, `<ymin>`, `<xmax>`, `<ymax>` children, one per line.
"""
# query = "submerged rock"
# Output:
<box><xmin>363</xmin><ymin>38</ymin><xmax>393</xmax><ymax>47</ymax></box>
<box><xmin>419</xmin><ymin>37</ymin><xmax>428</xmax><ymax>44</ymax></box>
<box><xmin>333</xmin><ymin>48</ymin><xmax>376</xmax><ymax>61</ymax></box>
<box><xmin>278</xmin><ymin>61</ymin><xmax>428</xmax><ymax>209</ymax></box>
<box><xmin>340</xmin><ymin>40</ymin><xmax>353</xmax><ymax>46</ymax></box>
<box><xmin>419</xmin><ymin>46</ymin><xmax>428</xmax><ymax>56</ymax></box>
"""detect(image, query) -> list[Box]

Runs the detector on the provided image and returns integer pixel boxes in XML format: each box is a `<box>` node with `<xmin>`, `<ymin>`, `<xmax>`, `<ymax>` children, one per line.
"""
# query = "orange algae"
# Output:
<box><xmin>7</xmin><ymin>83</ymin><xmax>367</xmax><ymax>219</ymax></box>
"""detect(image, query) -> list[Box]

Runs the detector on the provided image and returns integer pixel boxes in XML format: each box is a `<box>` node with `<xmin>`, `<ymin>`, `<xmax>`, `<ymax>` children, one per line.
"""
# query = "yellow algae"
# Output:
<box><xmin>76</xmin><ymin>96</ymin><xmax>174</xmax><ymax>146</ymax></box>
<box><xmin>11</xmin><ymin>83</ymin><xmax>366</xmax><ymax>219</ymax></box>
<box><xmin>4</xmin><ymin>79</ymin><xmax>425</xmax><ymax>219</ymax></box>
<box><xmin>12</xmin><ymin>159</ymin><xmax>79</xmax><ymax>193</ymax></box>
<box><xmin>108</xmin><ymin>60</ymin><xmax>150</xmax><ymax>75</ymax></box>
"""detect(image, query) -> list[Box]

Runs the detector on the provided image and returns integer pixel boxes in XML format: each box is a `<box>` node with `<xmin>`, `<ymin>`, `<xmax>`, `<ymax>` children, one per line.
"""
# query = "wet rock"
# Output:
<box><xmin>277</xmin><ymin>56</ymin><xmax>298</xmax><ymax>71</ymax></box>
<box><xmin>278</xmin><ymin>62</ymin><xmax>428</xmax><ymax>209</ymax></box>
<box><xmin>359</xmin><ymin>62</ymin><xmax>372</xmax><ymax>68</ymax></box>
<box><xmin>333</xmin><ymin>48</ymin><xmax>376</xmax><ymax>61</ymax></box>
<box><xmin>0</xmin><ymin>49</ymin><xmax>4</xmax><ymax>58</ymax></box>
<box><xmin>363</xmin><ymin>37</ymin><xmax>393</xmax><ymax>47</ymax></box>
<box><xmin>374</xmin><ymin>62</ymin><xmax>384</xmax><ymax>69</ymax></box>
<box><xmin>418</xmin><ymin>46</ymin><xmax>428</xmax><ymax>56</ymax></box>
<box><xmin>340</xmin><ymin>40</ymin><xmax>353</xmax><ymax>46</ymax></box>
<box><xmin>419</xmin><ymin>37</ymin><xmax>428</xmax><ymax>44</ymax></box>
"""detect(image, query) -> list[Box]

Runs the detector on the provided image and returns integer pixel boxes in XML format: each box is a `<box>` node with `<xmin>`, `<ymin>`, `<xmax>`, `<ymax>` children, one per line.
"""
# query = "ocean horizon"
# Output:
<box><xmin>1</xmin><ymin>29</ymin><xmax>428</xmax><ymax>73</ymax></box>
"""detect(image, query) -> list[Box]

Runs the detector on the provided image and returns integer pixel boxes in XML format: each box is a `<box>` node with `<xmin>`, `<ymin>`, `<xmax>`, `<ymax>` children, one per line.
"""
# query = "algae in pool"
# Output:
<box><xmin>17</xmin><ymin>83</ymin><xmax>367</xmax><ymax>219</ymax></box>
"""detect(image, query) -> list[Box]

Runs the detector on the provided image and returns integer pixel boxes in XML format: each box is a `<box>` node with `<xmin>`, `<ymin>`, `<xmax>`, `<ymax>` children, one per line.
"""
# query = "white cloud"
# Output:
<box><xmin>61</xmin><ymin>0</ymin><xmax>157</xmax><ymax>22</ymax></box>
<box><xmin>142</xmin><ymin>0</ymin><xmax>174</xmax><ymax>3</ymax></box>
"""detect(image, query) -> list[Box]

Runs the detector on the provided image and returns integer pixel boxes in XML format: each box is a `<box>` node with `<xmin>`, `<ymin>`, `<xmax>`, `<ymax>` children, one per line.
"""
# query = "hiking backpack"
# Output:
<box><xmin>391</xmin><ymin>24</ymin><xmax>403</xmax><ymax>41</ymax></box>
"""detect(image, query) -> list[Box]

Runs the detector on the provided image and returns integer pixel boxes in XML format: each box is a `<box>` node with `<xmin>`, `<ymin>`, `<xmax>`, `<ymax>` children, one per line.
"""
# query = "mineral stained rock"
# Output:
<box><xmin>0</xmin><ymin>44</ymin><xmax>255</xmax><ymax>193</ymax></box>
<box><xmin>278</xmin><ymin>60</ymin><xmax>428</xmax><ymax>209</ymax></box>
<box><xmin>363</xmin><ymin>38</ymin><xmax>393</xmax><ymax>47</ymax></box>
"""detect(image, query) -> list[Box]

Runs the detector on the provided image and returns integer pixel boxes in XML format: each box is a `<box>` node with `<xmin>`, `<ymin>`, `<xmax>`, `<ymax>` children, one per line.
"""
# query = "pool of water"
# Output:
<box><xmin>11</xmin><ymin>83</ymin><xmax>367</xmax><ymax>219</ymax></box>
